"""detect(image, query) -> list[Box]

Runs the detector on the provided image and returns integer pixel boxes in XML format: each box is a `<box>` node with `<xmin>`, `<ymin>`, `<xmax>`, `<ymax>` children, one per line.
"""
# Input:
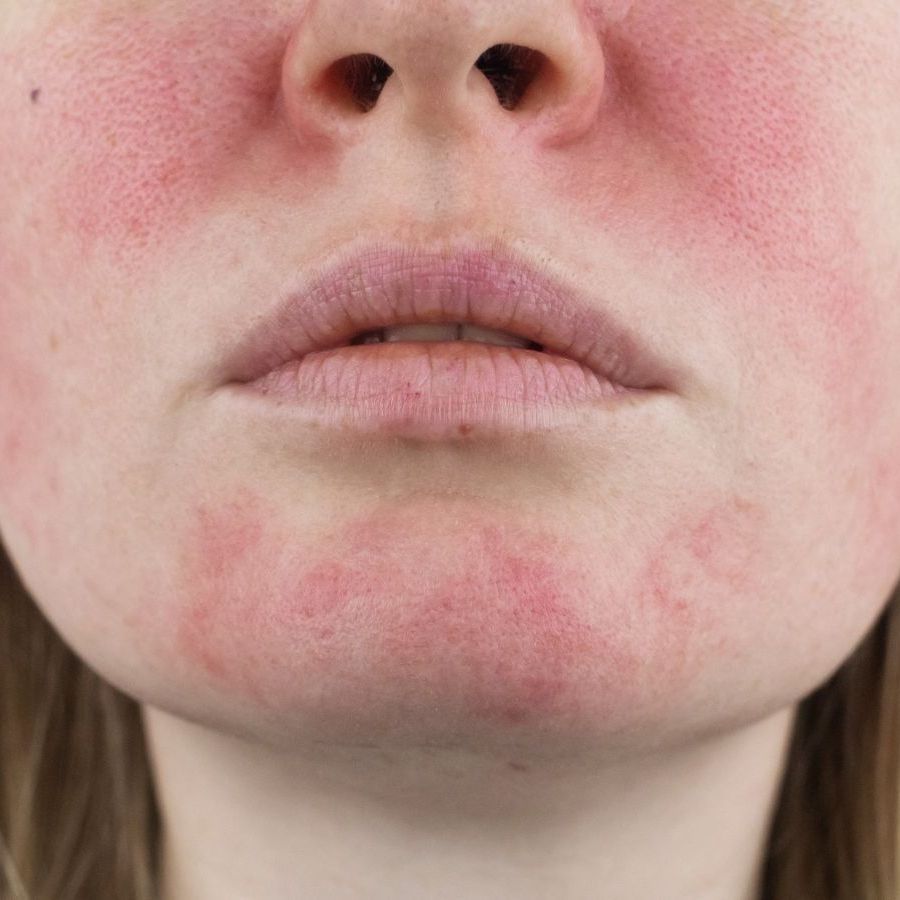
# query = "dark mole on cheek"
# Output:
<box><xmin>30</xmin><ymin>88</ymin><xmax>41</xmax><ymax>103</ymax></box>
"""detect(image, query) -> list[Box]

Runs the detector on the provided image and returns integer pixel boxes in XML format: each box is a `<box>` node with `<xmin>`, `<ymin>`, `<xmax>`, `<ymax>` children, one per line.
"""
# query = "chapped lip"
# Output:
<box><xmin>222</xmin><ymin>239</ymin><xmax>683</xmax><ymax>393</ymax></box>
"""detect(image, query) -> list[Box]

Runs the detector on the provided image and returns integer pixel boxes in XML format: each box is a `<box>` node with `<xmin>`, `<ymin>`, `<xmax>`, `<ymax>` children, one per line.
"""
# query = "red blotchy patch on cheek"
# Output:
<box><xmin>601</xmin><ymin>6</ymin><xmax>862</xmax><ymax>264</ymax></box>
<box><xmin>580</xmin><ymin>6</ymin><xmax>885</xmax><ymax>427</ymax></box>
<box><xmin>6</xmin><ymin>6</ymin><xmax>311</xmax><ymax>270</ymax></box>
<box><xmin>636</xmin><ymin>494</ymin><xmax>765</xmax><ymax>663</ymax></box>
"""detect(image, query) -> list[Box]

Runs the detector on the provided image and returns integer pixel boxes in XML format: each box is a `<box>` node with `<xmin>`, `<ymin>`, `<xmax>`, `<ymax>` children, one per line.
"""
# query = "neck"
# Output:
<box><xmin>143</xmin><ymin>705</ymin><xmax>795</xmax><ymax>900</ymax></box>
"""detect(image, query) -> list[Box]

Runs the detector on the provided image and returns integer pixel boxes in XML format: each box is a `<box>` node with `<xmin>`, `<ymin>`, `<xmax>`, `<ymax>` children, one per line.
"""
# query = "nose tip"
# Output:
<box><xmin>279</xmin><ymin>0</ymin><xmax>607</xmax><ymax>149</ymax></box>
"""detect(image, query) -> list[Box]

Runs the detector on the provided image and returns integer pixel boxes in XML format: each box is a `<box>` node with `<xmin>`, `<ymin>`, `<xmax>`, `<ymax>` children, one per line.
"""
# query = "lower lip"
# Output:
<box><xmin>225</xmin><ymin>342</ymin><xmax>654</xmax><ymax>441</ymax></box>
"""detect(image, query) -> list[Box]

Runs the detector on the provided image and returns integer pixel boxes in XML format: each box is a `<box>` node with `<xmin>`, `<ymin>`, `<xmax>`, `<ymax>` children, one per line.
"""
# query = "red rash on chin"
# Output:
<box><xmin>172</xmin><ymin>486</ymin><xmax>630</xmax><ymax>728</ymax></box>
<box><xmin>166</xmin><ymin>484</ymin><xmax>759</xmax><ymax>739</ymax></box>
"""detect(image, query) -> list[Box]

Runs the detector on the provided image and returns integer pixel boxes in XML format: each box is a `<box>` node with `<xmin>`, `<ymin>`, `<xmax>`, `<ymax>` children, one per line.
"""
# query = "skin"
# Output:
<box><xmin>2</xmin><ymin>0</ymin><xmax>900</xmax><ymax>897</ymax></box>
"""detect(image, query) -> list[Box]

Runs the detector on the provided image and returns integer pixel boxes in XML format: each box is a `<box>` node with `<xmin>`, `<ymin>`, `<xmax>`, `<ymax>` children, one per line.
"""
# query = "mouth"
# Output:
<box><xmin>221</xmin><ymin>240</ymin><xmax>681</xmax><ymax>395</ymax></box>
<box><xmin>345</xmin><ymin>322</ymin><xmax>545</xmax><ymax>351</ymax></box>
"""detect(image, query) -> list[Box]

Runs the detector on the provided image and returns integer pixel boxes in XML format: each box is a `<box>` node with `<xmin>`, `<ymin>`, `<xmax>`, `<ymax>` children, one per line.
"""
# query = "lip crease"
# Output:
<box><xmin>221</xmin><ymin>240</ymin><xmax>681</xmax><ymax>394</ymax></box>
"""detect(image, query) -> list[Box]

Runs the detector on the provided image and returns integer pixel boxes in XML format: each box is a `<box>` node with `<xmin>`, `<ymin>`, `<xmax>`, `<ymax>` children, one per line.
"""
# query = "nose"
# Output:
<box><xmin>280</xmin><ymin>0</ymin><xmax>607</xmax><ymax>150</ymax></box>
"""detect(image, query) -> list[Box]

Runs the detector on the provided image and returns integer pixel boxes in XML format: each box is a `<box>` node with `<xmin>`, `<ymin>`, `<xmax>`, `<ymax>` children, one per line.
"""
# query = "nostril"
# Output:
<box><xmin>475</xmin><ymin>43</ymin><xmax>545</xmax><ymax>110</ymax></box>
<box><xmin>323</xmin><ymin>45</ymin><xmax>546</xmax><ymax>116</ymax></box>
<box><xmin>329</xmin><ymin>53</ymin><xmax>394</xmax><ymax>113</ymax></box>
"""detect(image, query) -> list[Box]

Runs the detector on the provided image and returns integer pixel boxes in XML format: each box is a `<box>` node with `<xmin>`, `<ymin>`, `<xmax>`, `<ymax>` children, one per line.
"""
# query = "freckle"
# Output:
<box><xmin>30</xmin><ymin>88</ymin><xmax>41</xmax><ymax>103</ymax></box>
<box><xmin>507</xmin><ymin>760</ymin><xmax>530</xmax><ymax>772</ymax></box>
<box><xmin>49</xmin><ymin>333</ymin><xmax>59</xmax><ymax>353</ymax></box>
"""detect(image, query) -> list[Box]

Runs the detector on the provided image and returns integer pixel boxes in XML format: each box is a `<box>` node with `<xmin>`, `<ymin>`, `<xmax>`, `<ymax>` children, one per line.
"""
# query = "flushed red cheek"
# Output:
<box><xmin>592</xmin><ymin>6</ymin><xmax>885</xmax><ymax>412</ymax></box>
<box><xmin>0</xmin><ymin>5</ymin><xmax>308</xmax><ymax>270</ymax></box>
<box><xmin>2</xmin><ymin>2</ymin><xmax>872</xmax><ymax>293</ymax></box>
<box><xmin>599</xmin><ymin>11</ymin><xmax>898</xmax><ymax>486</ymax></box>
<box><xmin>165</xmin><ymin>485</ymin><xmax>760</xmax><ymax>731</ymax></box>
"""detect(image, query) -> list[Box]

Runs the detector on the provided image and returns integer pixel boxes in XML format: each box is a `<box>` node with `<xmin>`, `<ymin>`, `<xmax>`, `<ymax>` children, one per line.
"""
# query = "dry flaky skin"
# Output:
<box><xmin>1</xmin><ymin>0</ymin><xmax>900</xmax><ymax>897</ymax></box>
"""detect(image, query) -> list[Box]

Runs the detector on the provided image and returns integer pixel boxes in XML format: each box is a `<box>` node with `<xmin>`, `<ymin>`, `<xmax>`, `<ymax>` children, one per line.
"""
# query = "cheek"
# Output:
<box><xmin>0</xmin><ymin>361</ymin><xmax>53</xmax><ymax>549</ymax></box>
<box><xmin>567</xmin><ymin>4</ymin><xmax>900</xmax><ymax>540</ymax></box>
<box><xmin>0</xmin><ymin>3</ymin><xmax>310</xmax><ymax>272</ymax></box>
<box><xmin>584</xmin><ymin>4</ymin><xmax>891</xmax><ymax>403</ymax></box>
<box><xmin>0</xmin><ymin>312</ymin><xmax>68</xmax><ymax>561</ymax></box>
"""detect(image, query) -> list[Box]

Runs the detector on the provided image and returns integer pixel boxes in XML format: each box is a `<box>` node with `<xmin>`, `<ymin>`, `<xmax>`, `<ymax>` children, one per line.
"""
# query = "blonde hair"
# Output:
<box><xmin>1</xmin><ymin>539</ymin><xmax>898</xmax><ymax>900</ymax></box>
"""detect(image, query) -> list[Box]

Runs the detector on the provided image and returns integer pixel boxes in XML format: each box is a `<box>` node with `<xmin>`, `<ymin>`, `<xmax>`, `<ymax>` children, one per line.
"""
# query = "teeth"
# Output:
<box><xmin>383</xmin><ymin>324</ymin><xmax>460</xmax><ymax>343</ymax></box>
<box><xmin>460</xmin><ymin>324</ymin><xmax>534</xmax><ymax>348</ymax></box>
<box><xmin>360</xmin><ymin>323</ymin><xmax>535</xmax><ymax>348</ymax></box>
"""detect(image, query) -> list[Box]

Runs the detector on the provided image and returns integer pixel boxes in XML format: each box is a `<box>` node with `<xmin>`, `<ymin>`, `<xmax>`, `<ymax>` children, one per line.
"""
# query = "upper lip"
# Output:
<box><xmin>223</xmin><ymin>240</ymin><xmax>680</xmax><ymax>392</ymax></box>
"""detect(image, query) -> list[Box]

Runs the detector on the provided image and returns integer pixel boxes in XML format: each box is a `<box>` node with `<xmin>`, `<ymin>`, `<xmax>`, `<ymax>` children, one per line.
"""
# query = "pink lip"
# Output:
<box><xmin>223</xmin><ymin>241</ymin><xmax>680</xmax><ymax>390</ymax></box>
<box><xmin>218</xmin><ymin>240</ymin><xmax>682</xmax><ymax>440</ymax></box>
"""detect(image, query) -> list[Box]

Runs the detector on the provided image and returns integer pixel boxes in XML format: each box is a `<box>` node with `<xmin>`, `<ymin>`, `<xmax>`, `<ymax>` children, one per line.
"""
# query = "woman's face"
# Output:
<box><xmin>1</xmin><ymin>0</ymin><xmax>899</xmax><ymax>761</ymax></box>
